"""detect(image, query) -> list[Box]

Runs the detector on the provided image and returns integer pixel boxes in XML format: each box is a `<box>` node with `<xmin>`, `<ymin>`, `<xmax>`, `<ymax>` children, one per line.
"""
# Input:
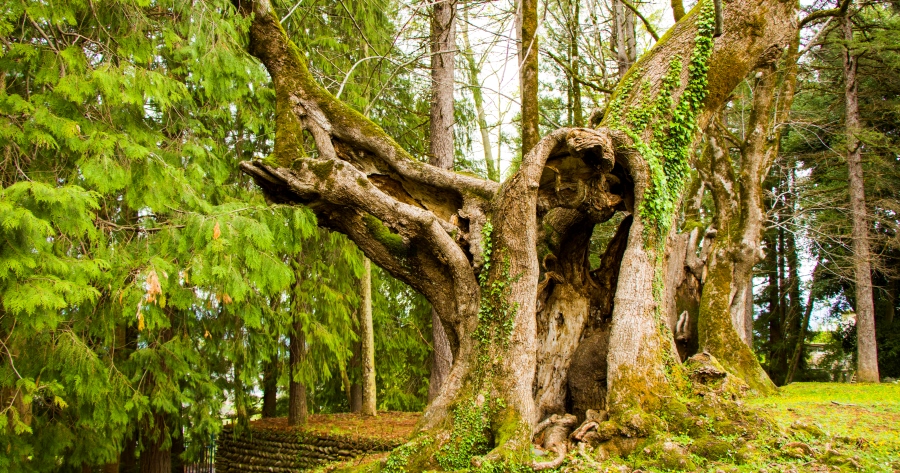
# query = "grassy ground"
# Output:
<box><xmin>740</xmin><ymin>382</ymin><xmax>900</xmax><ymax>472</ymax></box>
<box><xmin>614</xmin><ymin>382</ymin><xmax>900</xmax><ymax>473</ymax></box>
<box><xmin>326</xmin><ymin>383</ymin><xmax>900</xmax><ymax>472</ymax></box>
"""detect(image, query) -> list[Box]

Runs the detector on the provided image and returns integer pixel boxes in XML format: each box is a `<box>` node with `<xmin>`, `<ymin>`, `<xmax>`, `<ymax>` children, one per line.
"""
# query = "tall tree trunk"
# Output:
<box><xmin>261</xmin><ymin>358</ymin><xmax>278</xmax><ymax>418</ymax></box>
<box><xmin>786</xmin><ymin>262</ymin><xmax>820</xmax><ymax>384</ymax></box>
<box><xmin>429</xmin><ymin>0</ymin><xmax>456</xmax><ymax>170</ymax></box>
<box><xmin>349</xmin><ymin>335</ymin><xmax>363</xmax><ymax>413</ymax></box>
<box><xmin>428</xmin><ymin>1</ymin><xmax>457</xmax><ymax>401</ymax></box>
<box><xmin>460</xmin><ymin>11</ymin><xmax>499</xmax><ymax>181</ymax></box>
<box><xmin>569</xmin><ymin>0</ymin><xmax>583</xmax><ymax>126</ymax></box>
<box><xmin>612</xmin><ymin>0</ymin><xmax>637</xmax><ymax>79</ymax></box>
<box><xmin>139</xmin><ymin>413</ymin><xmax>171</xmax><ymax>473</ymax></box>
<box><xmin>695</xmin><ymin>35</ymin><xmax>798</xmax><ymax>390</ymax></box>
<box><xmin>518</xmin><ymin>0</ymin><xmax>540</xmax><ymax>154</ymax></box>
<box><xmin>842</xmin><ymin>5</ymin><xmax>880</xmax><ymax>383</ymax></box>
<box><xmin>361</xmin><ymin>258</ymin><xmax>377</xmax><ymax>416</ymax></box>
<box><xmin>288</xmin><ymin>316</ymin><xmax>307</xmax><ymax>425</ymax></box>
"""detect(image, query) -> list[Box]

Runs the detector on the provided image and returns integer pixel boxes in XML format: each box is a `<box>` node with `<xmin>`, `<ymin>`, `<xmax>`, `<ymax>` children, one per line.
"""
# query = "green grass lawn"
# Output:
<box><xmin>741</xmin><ymin>382</ymin><xmax>900</xmax><ymax>473</ymax></box>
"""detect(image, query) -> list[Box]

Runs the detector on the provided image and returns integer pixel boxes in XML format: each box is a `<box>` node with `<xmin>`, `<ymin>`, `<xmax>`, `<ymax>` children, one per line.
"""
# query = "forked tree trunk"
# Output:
<box><xmin>233</xmin><ymin>0</ymin><xmax>795</xmax><ymax>466</ymax></box>
<box><xmin>842</xmin><ymin>5</ymin><xmax>880</xmax><ymax>383</ymax></box>
<box><xmin>692</xmin><ymin>37</ymin><xmax>799</xmax><ymax>391</ymax></box>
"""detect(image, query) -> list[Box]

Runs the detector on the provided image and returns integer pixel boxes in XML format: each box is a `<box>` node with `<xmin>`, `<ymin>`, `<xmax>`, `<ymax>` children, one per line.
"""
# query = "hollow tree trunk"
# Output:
<box><xmin>233</xmin><ymin>0</ymin><xmax>796</xmax><ymax>466</ymax></box>
<box><xmin>842</xmin><ymin>5</ymin><xmax>880</xmax><ymax>383</ymax></box>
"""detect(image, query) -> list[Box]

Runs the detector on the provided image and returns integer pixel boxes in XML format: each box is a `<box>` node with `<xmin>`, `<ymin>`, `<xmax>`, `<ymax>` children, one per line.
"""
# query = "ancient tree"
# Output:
<box><xmin>234</xmin><ymin>0</ymin><xmax>795</xmax><ymax>467</ymax></box>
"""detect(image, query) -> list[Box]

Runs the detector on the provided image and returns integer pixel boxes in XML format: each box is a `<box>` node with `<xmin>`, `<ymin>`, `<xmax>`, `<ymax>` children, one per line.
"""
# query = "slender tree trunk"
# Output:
<box><xmin>671</xmin><ymin>0</ymin><xmax>686</xmax><ymax>21</ymax></box>
<box><xmin>612</xmin><ymin>0</ymin><xmax>636</xmax><ymax>79</ymax></box>
<box><xmin>349</xmin><ymin>336</ymin><xmax>363</xmax><ymax>413</ymax></box>
<box><xmin>361</xmin><ymin>258</ymin><xmax>377</xmax><ymax>416</ymax></box>
<box><xmin>842</xmin><ymin>6</ymin><xmax>879</xmax><ymax>383</ymax></box>
<box><xmin>429</xmin><ymin>0</ymin><xmax>456</xmax><ymax>170</ymax></box>
<box><xmin>569</xmin><ymin>0</ymin><xmax>583</xmax><ymax>126</ymax></box>
<box><xmin>460</xmin><ymin>12</ymin><xmax>498</xmax><ymax>181</ymax></box>
<box><xmin>886</xmin><ymin>282</ymin><xmax>896</xmax><ymax>327</ymax></box>
<box><xmin>288</xmin><ymin>318</ymin><xmax>308</xmax><ymax>425</ymax></box>
<box><xmin>786</xmin><ymin>262</ymin><xmax>819</xmax><ymax>384</ymax></box>
<box><xmin>428</xmin><ymin>1</ymin><xmax>457</xmax><ymax>400</ymax></box>
<box><xmin>261</xmin><ymin>358</ymin><xmax>278</xmax><ymax>418</ymax></box>
<box><xmin>518</xmin><ymin>0</ymin><xmax>540</xmax><ymax>154</ymax></box>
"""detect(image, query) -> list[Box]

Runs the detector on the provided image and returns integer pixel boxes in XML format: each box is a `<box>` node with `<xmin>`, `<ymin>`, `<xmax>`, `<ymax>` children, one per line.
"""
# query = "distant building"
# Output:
<box><xmin>805</xmin><ymin>342</ymin><xmax>854</xmax><ymax>382</ymax></box>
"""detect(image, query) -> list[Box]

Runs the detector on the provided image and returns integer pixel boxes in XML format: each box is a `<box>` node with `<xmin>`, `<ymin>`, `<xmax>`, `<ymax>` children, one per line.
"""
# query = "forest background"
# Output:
<box><xmin>0</xmin><ymin>0</ymin><xmax>898</xmax><ymax>470</ymax></box>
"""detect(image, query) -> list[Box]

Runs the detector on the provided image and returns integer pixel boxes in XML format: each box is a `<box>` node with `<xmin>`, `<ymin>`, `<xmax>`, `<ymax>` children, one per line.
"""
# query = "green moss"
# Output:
<box><xmin>382</xmin><ymin>437</ymin><xmax>433</xmax><ymax>473</ymax></box>
<box><xmin>362</xmin><ymin>213</ymin><xmax>406</xmax><ymax>257</ymax></box>
<box><xmin>308</xmin><ymin>159</ymin><xmax>335</xmax><ymax>181</ymax></box>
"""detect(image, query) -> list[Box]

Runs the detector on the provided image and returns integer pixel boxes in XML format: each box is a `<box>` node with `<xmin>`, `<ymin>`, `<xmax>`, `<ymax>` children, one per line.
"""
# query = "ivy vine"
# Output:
<box><xmin>607</xmin><ymin>0</ymin><xmax>717</xmax><ymax>243</ymax></box>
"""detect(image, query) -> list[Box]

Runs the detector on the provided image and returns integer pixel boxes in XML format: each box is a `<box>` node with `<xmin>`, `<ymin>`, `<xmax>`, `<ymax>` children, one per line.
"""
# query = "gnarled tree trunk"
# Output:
<box><xmin>233</xmin><ymin>0</ymin><xmax>795</xmax><ymax>466</ymax></box>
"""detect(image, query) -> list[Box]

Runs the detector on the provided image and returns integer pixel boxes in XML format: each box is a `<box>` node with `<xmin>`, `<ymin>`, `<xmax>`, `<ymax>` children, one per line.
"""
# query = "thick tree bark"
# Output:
<box><xmin>518</xmin><ymin>0</ymin><xmax>540</xmax><ymax>154</ymax></box>
<box><xmin>233</xmin><ymin>0</ymin><xmax>796</xmax><ymax>465</ymax></box>
<box><xmin>361</xmin><ymin>258</ymin><xmax>377</xmax><ymax>415</ymax></box>
<box><xmin>842</xmin><ymin>6</ymin><xmax>880</xmax><ymax>383</ymax></box>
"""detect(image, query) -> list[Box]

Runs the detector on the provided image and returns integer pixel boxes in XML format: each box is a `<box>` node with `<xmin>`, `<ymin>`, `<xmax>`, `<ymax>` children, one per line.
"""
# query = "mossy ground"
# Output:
<box><xmin>317</xmin><ymin>383</ymin><xmax>900</xmax><ymax>472</ymax></box>
<box><xmin>574</xmin><ymin>382</ymin><xmax>900</xmax><ymax>473</ymax></box>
